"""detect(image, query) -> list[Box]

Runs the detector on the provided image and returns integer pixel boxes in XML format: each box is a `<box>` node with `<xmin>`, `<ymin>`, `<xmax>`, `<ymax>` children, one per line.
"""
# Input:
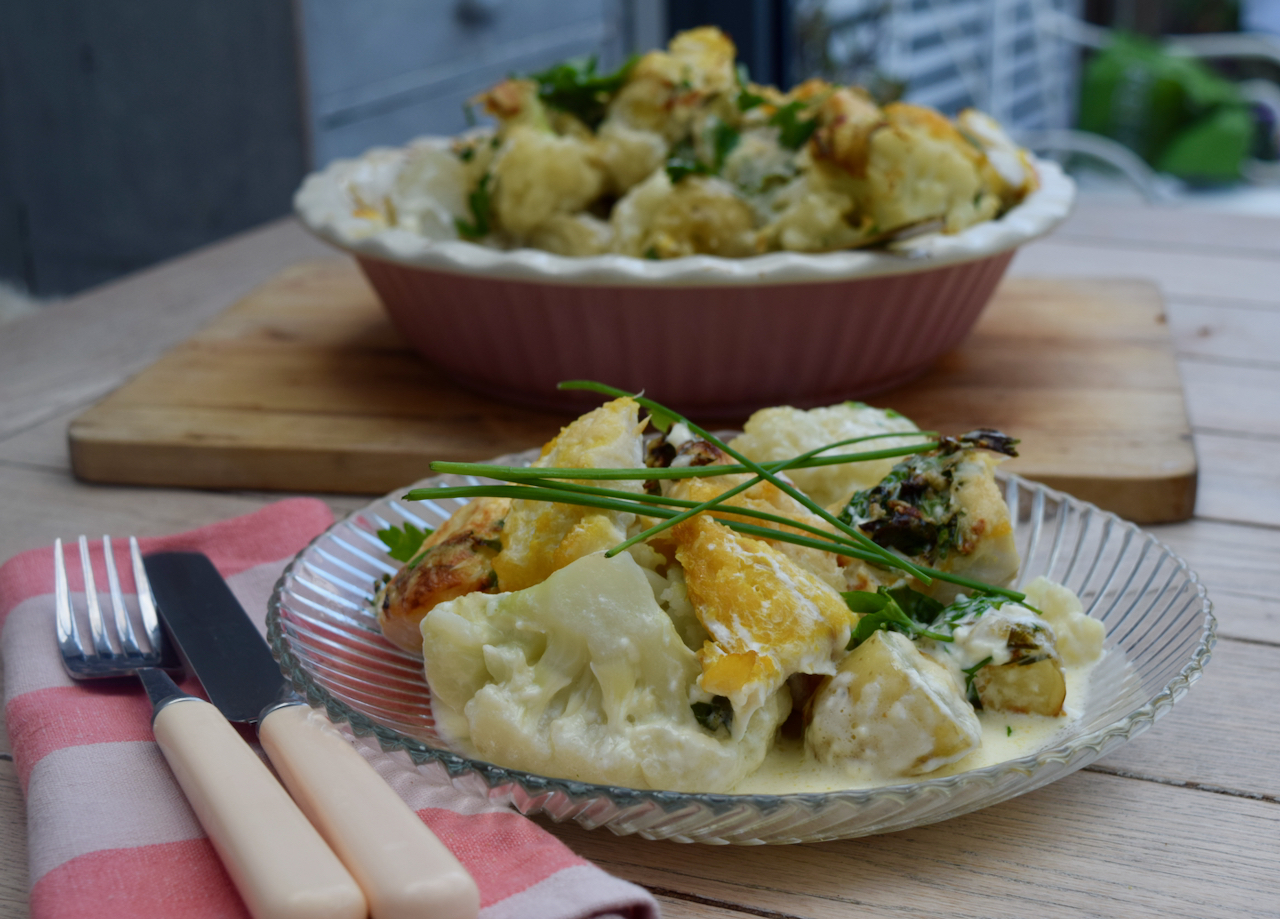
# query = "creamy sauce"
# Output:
<box><xmin>732</xmin><ymin>660</ymin><xmax>1096</xmax><ymax>794</ymax></box>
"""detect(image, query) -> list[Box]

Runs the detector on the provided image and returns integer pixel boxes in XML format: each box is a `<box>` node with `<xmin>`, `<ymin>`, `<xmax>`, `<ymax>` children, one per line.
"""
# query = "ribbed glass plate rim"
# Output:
<box><xmin>266</xmin><ymin>464</ymin><xmax>1216</xmax><ymax>822</ymax></box>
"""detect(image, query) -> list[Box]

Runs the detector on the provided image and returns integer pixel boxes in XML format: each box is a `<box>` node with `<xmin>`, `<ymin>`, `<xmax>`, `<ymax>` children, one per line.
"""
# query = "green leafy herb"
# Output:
<box><xmin>665</xmin><ymin>139</ymin><xmax>711</xmax><ymax>183</ymax></box>
<box><xmin>376</xmin><ymin>523</ymin><xmax>433</xmax><ymax>563</ymax></box>
<box><xmin>665</xmin><ymin>122</ymin><xmax>740</xmax><ymax>183</ymax></box>
<box><xmin>963</xmin><ymin>655</ymin><xmax>994</xmax><ymax>705</ymax></box>
<box><xmin>643</xmin><ymin>246</ymin><xmax>660</xmax><ymax>260</ymax></box>
<box><xmin>1007</xmin><ymin>725</ymin><xmax>1013</xmax><ymax>737</ymax></box>
<box><xmin>455</xmin><ymin>173</ymin><xmax>492</xmax><ymax>240</ymax></box>
<box><xmin>692</xmin><ymin>696</ymin><xmax>734</xmax><ymax>733</ymax></box>
<box><xmin>712</xmin><ymin>121</ymin><xmax>740</xmax><ymax>168</ymax></box>
<box><xmin>736</xmin><ymin>63</ymin><xmax>766</xmax><ymax>111</ymax></box>
<box><xmin>843</xmin><ymin>586</ymin><xmax>952</xmax><ymax>649</ymax></box>
<box><xmin>769</xmin><ymin>101</ymin><xmax>818</xmax><ymax>149</ymax></box>
<box><xmin>457</xmin><ymin>146</ymin><xmax>475</xmax><ymax>163</ymax></box>
<box><xmin>528</xmin><ymin>54</ymin><xmax>637</xmax><ymax>129</ymax></box>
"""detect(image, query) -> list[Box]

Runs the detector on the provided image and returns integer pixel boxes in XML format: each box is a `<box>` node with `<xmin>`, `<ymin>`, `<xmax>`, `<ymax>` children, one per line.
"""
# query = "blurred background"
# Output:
<box><xmin>2</xmin><ymin>0</ymin><xmax>1278</xmax><ymax>306</ymax></box>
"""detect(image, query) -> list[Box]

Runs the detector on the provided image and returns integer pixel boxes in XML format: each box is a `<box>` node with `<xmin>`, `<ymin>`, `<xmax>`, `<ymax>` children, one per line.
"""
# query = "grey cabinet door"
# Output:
<box><xmin>300</xmin><ymin>0</ymin><xmax>625</xmax><ymax>164</ymax></box>
<box><xmin>0</xmin><ymin>0</ymin><xmax>307</xmax><ymax>296</ymax></box>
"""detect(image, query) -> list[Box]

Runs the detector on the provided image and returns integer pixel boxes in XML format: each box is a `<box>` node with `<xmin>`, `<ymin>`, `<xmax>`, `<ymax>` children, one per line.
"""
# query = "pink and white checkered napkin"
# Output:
<box><xmin>0</xmin><ymin>498</ymin><xmax>658</xmax><ymax>919</ymax></box>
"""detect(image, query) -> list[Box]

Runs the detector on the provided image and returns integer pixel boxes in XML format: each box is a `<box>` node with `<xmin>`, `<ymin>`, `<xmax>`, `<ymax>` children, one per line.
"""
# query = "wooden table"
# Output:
<box><xmin>2</xmin><ymin>203</ymin><xmax>1278</xmax><ymax>918</ymax></box>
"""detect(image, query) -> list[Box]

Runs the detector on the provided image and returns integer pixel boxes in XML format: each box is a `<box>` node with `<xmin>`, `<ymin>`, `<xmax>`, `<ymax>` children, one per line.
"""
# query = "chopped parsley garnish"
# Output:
<box><xmin>528</xmin><ymin>54</ymin><xmax>637</xmax><ymax>129</ymax></box>
<box><xmin>769</xmin><ymin>101</ymin><xmax>818</xmax><ymax>149</ymax></box>
<box><xmin>735</xmin><ymin>63</ymin><xmax>766</xmax><ymax>111</ymax></box>
<box><xmin>455</xmin><ymin>173</ymin><xmax>492</xmax><ymax>240</ymax></box>
<box><xmin>692</xmin><ymin>696</ymin><xmax>734</xmax><ymax>733</ymax></box>
<box><xmin>665</xmin><ymin>140</ymin><xmax>710</xmax><ymax>183</ymax></box>
<box><xmin>963</xmin><ymin>655</ymin><xmax>994</xmax><ymax>706</ymax></box>
<box><xmin>665</xmin><ymin>122</ymin><xmax>740</xmax><ymax>183</ymax></box>
<box><xmin>376</xmin><ymin>523</ymin><xmax>433</xmax><ymax>563</ymax></box>
<box><xmin>843</xmin><ymin>585</ymin><xmax>952</xmax><ymax>649</ymax></box>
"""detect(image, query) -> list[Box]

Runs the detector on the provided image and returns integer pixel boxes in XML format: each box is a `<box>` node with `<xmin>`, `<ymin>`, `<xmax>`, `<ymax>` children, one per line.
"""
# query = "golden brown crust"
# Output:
<box><xmin>377</xmin><ymin>496</ymin><xmax>510</xmax><ymax>653</ymax></box>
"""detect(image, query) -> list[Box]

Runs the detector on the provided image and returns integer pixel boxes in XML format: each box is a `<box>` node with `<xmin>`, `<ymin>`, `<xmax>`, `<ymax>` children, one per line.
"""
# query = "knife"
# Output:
<box><xmin>144</xmin><ymin>551</ymin><xmax>480</xmax><ymax>919</ymax></box>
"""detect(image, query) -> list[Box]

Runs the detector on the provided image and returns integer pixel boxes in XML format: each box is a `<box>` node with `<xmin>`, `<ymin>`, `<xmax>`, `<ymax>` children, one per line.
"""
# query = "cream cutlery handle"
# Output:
<box><xmin>259</xmin><ymin>703</ymin><xmax>480</xmax><ymax>919</ymax></box>
<box><xmin>153</xmin><ymin>698</ymin><xmax>368</xmax><ymax>919</ymax></box>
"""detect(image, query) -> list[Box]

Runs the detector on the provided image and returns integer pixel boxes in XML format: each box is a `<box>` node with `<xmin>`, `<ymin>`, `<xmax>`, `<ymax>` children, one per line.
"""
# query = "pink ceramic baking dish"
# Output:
<box><xmin>296</xmin><ymin>150</ymin><xmax>1074</xmax><ymax>415</ymax></box>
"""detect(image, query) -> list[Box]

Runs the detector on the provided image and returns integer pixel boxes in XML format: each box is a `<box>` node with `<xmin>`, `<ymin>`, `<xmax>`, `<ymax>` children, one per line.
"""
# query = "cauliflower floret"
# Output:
<box><xmin>1023</xmin><ymin>576</ymin><xmax>1105</xmax><ymax>667</ymax></box>
<box><xmin>722</xmin><ymin>128</ymin><xmax>796</xmax><ymax>195</ymax></box>
<box><xmin>594</xmin><ymin>120</ymin><xmax>668</xmax><ymax>194</ymax></box>
<box><xmin>729</xmin><ymin>402</ymin><xmax>923</xmax><ymax>509</ymax></box>
<box><xmin>810</xmin><ymin>86</ymin><xmax>885</xmax><ymax>177</ymax></box>
<box><xmin>860</xmin><ymin>103</ymin><xmax>1001</xmax><ymax>234</ymax></box>
<box><xmin>957</xmin><ymin>108</ymin><xmax>1039</xmax><ymax>206</ymax></box>
<box><xmin>387</xmin><ymin>143</ymin><xmax>470</xmax><ymax>239</ymax></box>
<box><xmin>671</xmin><ymin>512</ymin><xmax>853</xmax><ymax>733</ymax></box>
<box><xmin>608</xmin><ymin>27</ymin><xmax>738</xmax><ymax>141</ymax></box>
<box><xmin>610</xmin><ymin>171</ymin><xmax>757</xmax><ymax>258</ymax></box>
<box><xmin>422</xmin><ymin>551</ymin><xmax>789</xmax><ymax>792</ymax></box>
<box><xmin>491</xmin><ymin>125</ymin><xmax>604</xmax><ymax>237</ymax></box>
<box><xmin>527</xmin><ymin>212</ymin><xmax>613</xmax><ymax>256</ymax></box>
<box><xmin>807</xmin><ymin>630</ymin><xmax>981</xmax><ymax>776</ymax></box>
<box><xmin>473</xmin><ymin>78</ymin><xmax>551</xmax><ymax>133</ymax></box>
<box><xmin>757</xmin><ymin>166</ymin><xmax>873</xmax><ymax>252</ymax></box>
<box><xmin>493</xmin><ymin>397</ymin><xmax>646</xmax><ymax>592</ymax></box>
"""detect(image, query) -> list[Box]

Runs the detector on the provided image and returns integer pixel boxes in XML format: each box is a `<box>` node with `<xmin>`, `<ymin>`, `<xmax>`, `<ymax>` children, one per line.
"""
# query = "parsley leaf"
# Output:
<box><xmin>376</xmin><ymin>523</ymin><xmax>433</xmax><ymax>563</ymax></box>
<box><xmin>454</xmin><ymin>173</ymin><xmax>492</xmax><ymax>240</ymax></box>
<box><xmin>665</xmin><ymin>122</ymin><xmax>740</xmax><ymax>183</ymax></box>
<box><xmin>842</xmin><ymin>586</ymin><xmax>952</xmax><ymax>649</ymax></box>
<box><xmin>736</xmin><ymin>63</ymin><xmax>766</xmax><ymax>111</ymax></box>
<box><xmin>665</xmin><ymin>140</ymin><xmax>711</xmax><ymax>183</ymax></box>
<box><xmin>692</xmin><ymin>696</ymin><xmax>734</xmax><ymax>733</ymax></box>
<box><xmin>528</xmin><ymin>54</ymin><xmax>637</xmax><ymax>129</ymax></box>
<box><xmin>769</xmin><ymin>101</ymin><xmax>818</xmax><ymax>149</ymax></box>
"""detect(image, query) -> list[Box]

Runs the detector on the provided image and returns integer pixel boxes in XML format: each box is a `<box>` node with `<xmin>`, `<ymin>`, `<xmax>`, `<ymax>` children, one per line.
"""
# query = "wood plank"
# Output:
<box><xmin>0</xmin><ymin>762</ymin><xmax>28</xmax><ymax>919</ymax></box>
<box><xmin>1011</xmin><ymin>240</ymin><xmax>1280</xmax><ymax>306</ymax></box>
<box><xmin>1168</xmin><ymin>300</ymin><xmax>1280</xmax><ymax>366</ymax></box>
<box><xmin>67</xmin><ymin>265</ymin><xmax>1198</xmax><ymax>523</ymax></box>
<box><xmin>1089</xmin><ymin>637</ymin><xmax>1279</xmax><ymax>797</ymax></box>
<box><xmin>1181</xmin><ymin>360</ymin><xmax>1280</xmax><ymax>438</ymax></box>
<box><xmin>1194</xmin><ymin>431</ymin><xmax>1280</xmax><ymax>529</ymax></box>
<box><xmin>1053</xmin><ymin>201</ymin><xmax>1280</xmax><ymax>260</ymax></box>
<box><xmin>542</xmin><ymin>771</ymin><xmax>1280</xmax><ymax>919</ymax></box>
<box><xmin>1150</xmin><ymin>518</ymin><xmax>1280</xmax><ymax>645</ymax></box>
<box><xmin>0</xmin><ymin>219</ymin><xmax>331</xmax><ymax>439</ymax></box>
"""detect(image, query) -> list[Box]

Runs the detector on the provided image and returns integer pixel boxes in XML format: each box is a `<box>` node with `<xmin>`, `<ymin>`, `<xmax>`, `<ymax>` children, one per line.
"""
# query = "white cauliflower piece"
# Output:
<box><xmin>388</xmin><ymin>144</ymin><xmax>469</xmax><ymax>239</ymax></box>
<box><xmin>807</xmin><ymin>630</ymin><xmax>981</xmax><ymax>776</ymax></box>
<box><xmin>862</xmin><ymin>103</ymin><xmax>1000</xmax><ymax>234</ymax></box>
<box><xmin>422</xmin><ymin>552</ymin><xmax>789</xmax><ymax>792</ymax></box>
<box><xmin>729</xmin><ymin>402</ymin><xmax>922</xmax><ymax>509</ymax></box>
<box><xmin>493</xmin><ymin>396</ymin><xmax>646</xmax><ymax>592</ymax></box>
<box><xmin>1023</xmin><ymin>577</ymin><xmax>1106</xmax><ymax>667</ymax></box>
<box><xmin>526</xmin><ymin>213</ymin><xmax>613</xmax><ymax>256</ymax></box>
<box><xmin>594</xmin><ymin>120</ymin><xmax>668</xmax><ymax>194</ymax></box>
<box><xmin>610</xmin><ymin>172</ymin><xmax>756</xmax><ymax>258</ymax></box>
<box><xmin>758</xmin><ymin>169</ymin><xmax>870</xmax><ymax>252</ymax></box>
<box><xmin>491</xmin><ymin>125</ymin><xmax>604</xmax><ymax>237</ymax></box>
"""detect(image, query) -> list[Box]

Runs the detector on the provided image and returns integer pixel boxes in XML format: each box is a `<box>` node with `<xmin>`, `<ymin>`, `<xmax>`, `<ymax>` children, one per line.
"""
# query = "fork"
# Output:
<box><xmin>55</xmin><ymin>536</ymin><xmax>366</xmax><ymax>919</ymax></box>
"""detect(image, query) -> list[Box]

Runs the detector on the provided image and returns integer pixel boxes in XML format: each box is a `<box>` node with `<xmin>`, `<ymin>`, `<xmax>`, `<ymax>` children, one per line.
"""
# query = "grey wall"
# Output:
<box><xmin>300</xmin><ymin>0</ymin><xmax>623</xmax><ymax>166</ymax></box>
<box><xmin>0</xmin><ymin>0</ymin><xmax>307</xmax><ymax>296</ymax></box>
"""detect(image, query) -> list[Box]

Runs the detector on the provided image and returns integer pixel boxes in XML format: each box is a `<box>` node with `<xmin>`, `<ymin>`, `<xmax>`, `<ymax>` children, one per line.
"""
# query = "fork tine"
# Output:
<box><xmin>54</xmin><ymin>538</ymin><xmax>83</xmax><ymax>658</ymax></box>
<box><xmin>78</xmin><ymin>535</ymin><xmax>113</xmax><ymax>656</ymax></box>
<box><xmin>130</xmin><ymin>537</ymin><xmax>163</xmax><ymax>652</ymax></box>
<box><xmin>103</xmin><ymin>535</ymin><xmax>141</xmax><ymax>655</ymax></box>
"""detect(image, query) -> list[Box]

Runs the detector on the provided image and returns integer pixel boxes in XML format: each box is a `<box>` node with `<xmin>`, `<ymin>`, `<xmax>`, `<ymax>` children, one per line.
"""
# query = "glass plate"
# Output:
<box><xmin>266</xmin><ymin>452</ymin><xmax>1216</xmax><ymax>844</ymax></box>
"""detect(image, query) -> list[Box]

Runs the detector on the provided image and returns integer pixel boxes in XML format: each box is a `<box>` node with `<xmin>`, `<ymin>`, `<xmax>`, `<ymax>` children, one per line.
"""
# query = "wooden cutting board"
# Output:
<box><xmin>68</xmin><ymin>259</ymin><xmax>1196</xmax><ymax>523</ymax></box>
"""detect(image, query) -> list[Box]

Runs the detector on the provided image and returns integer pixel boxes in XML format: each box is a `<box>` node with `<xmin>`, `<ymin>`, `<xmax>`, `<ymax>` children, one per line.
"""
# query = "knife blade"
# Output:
<box><xmin>144</xmin><ymin>551</ymin><xmax>480</xmax><ymax>919</ymax></box>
